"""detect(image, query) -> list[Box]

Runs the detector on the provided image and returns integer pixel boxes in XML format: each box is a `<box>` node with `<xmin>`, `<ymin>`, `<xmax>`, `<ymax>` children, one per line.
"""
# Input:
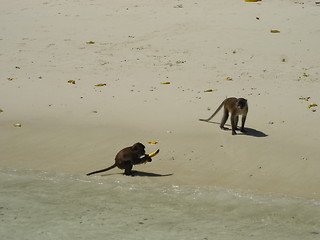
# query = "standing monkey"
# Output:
<box><xmin>87</xmin><ymin>142</ymin><xmax>152</xmax><ymax>176</ymax></box>
<box><xmin>199</xmin><ymin>97</ymin><xmax>248</xmax><ymax>135</ymax></box>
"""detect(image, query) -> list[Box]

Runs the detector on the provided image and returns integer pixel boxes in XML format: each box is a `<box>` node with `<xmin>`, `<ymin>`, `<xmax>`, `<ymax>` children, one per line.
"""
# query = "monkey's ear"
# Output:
<box><xmin>137</xmin><ymin>142</ymin><xmax>145</xmax><ymax>148</ymax></box>
<box><xmin>132</xmin><ymin>144</ymin><xmax>138</xmax><ymax>151</ymax></box>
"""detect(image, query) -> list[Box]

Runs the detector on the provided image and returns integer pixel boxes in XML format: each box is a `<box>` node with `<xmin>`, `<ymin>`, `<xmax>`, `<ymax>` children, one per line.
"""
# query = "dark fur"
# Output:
<box><xmin>199</xmin><ymin>97</ymin><xmax>248</xmax><ymax>135</ymax></box>
<box><xmin>87</xmin><ymin>142</ymin><xmax>152</xmax><ymax>176</ymax></box>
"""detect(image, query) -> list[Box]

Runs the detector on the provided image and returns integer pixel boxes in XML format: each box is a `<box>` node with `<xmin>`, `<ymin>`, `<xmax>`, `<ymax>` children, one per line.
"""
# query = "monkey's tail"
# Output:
<box><xmin>199</xmin><ymin>100</ymin><xmax>225</xmax><ymax>122</ymax></box>
<box><xmin>86</xmin><ymin>164</ymin><xmax>116</xmax><ymax>176</ymax></box>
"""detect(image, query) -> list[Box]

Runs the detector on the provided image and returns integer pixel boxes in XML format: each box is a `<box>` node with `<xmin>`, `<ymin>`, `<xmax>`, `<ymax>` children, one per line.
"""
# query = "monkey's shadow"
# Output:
<box><xmin>101</xmin><ymin>171</ymin><xmax>173</xmax><ymax>177</ymax></box>
<box><xmin>131</xmin><ymin>171</ymin><xmax>173</xmax><ymax>177</ymax></box>
<box><xmin>204</xmin><ymin>121</ymin><xmax>268</xmax><ymax>137</ymax></box>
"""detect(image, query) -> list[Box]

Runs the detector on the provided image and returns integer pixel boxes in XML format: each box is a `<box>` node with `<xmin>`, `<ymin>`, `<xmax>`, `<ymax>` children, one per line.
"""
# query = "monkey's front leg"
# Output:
<box><xmin>240</xmin><ymin>115</ymin><xmax>247</xmax><ymax>133</ymax></box>
<box><xmin>132</xmin><ymin>155</ymin><xmax>152</xmax><ymax>165</ymax></box>
<box><xmin>139</xmin><ymin>155</ymin><xmax>152</xmax><ymax>163</ymax></box>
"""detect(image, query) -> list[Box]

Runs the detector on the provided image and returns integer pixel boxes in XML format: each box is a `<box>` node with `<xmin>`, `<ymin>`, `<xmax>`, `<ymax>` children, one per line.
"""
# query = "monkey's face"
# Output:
<box><xmin>131</xmin><ymin>142</ymin><xmax>146</xmax><ymax>156</ymax></box>
<box><xmin>237</xmin><ymin>98</ymin><xmax>247</xmax><ymax>109</ymax></box>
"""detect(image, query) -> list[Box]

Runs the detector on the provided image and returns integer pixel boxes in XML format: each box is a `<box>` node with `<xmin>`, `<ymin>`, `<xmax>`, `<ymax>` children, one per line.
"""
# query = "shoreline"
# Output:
<box><xmin>1</xmin><ymin>0</ymin><xmax>320</xmax><ymax>201</ymax></box>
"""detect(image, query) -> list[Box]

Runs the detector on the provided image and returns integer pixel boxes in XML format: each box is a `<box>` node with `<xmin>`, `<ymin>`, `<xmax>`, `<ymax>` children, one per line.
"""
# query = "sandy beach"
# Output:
<box><xmin>1</xmin><ymin>0</ymin><xmax>320</xmax><ymax>201</ymax></box>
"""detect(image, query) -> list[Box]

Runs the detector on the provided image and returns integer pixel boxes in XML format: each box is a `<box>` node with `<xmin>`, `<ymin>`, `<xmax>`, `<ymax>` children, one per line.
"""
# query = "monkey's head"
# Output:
<box><xmin>237</xmin><ymin>98</ymin><xmax>247</xmax><ymax>109</ymax></box>
<box><xmin>131</xmin><ymin>142</ymin><xmax>146</xmax><ymax>156</ymax></box>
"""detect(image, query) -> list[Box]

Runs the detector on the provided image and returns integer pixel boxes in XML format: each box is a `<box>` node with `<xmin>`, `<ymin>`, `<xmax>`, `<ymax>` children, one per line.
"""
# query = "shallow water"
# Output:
<box><xmin>0</xmin><ymin>168</ymin><xmax>319</xmax><ymax>240</ymax></box>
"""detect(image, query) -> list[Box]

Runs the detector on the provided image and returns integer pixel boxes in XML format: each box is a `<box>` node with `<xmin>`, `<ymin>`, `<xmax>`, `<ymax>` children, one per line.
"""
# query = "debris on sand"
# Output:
<box><xmin>95</xmin><ymin>83</ymin><xmax>106</xmax><ymax>87</ymax></box>
<box><xmin>68</xmin><ymin>80</ymin><xmax>76</xmax><ymax>84</ymax></box>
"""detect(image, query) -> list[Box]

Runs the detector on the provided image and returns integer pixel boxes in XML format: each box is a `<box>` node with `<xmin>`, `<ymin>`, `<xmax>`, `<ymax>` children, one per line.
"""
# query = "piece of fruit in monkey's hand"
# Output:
<box><xmin>148</xmin><ymin>149</ymin><xmax>160</xmax><ymax>158</ymax></box>
<box><xmin>142</xmin><ymin>149</ymin><xmax>160</xmax><ymax>164</ymax></box>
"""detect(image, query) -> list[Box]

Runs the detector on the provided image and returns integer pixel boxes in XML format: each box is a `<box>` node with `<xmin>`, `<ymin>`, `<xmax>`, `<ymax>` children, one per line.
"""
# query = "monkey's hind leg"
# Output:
<box><xmin>231</xmin><ymin>115</ymin><xmax>238</xmax><ymax>135</ymax></box>
<box><xmin>220</xmin><ymin>109</ymin><xmax>229</xmax><ymax>130</ymax></box>
<box><xmin>123</xmin><ymin>163</ymin><xmax>134</xmax><ymax>176</ymax></box>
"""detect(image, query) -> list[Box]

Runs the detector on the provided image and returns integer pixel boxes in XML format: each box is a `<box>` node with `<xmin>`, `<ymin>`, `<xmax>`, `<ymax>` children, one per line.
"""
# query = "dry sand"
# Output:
<box><xmin>1</xmin><ymin>0</ymin><xmax>320</xmax><ymax>199</ymax></box>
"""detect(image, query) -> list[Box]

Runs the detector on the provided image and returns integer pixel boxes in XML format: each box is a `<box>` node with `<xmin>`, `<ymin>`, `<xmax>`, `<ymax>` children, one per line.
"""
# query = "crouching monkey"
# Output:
<box><xmin>87</xmin><ymin>142</ymin><xmax>151</xmax><ymax>176</ymax></box>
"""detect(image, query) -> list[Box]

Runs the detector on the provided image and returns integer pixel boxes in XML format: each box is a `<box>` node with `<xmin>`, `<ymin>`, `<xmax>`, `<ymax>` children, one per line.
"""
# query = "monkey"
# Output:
<box><xmin>199</xmin><ymin>97</ymin><xmax>248</xmax><ymax>135</ymax></box>
<box><xmin>86</xmin><ymin>142</ymin><xmax>152</xmax><ymax>176</ymax></box>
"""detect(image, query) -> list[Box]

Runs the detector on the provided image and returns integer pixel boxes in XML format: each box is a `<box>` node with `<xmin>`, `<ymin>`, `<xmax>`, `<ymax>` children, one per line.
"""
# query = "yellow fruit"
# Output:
<box><xmin>308</xmin><ymin>103</ymin><xmax>318</xmax><ymax>108</ymax></box>
<box><xmin>95</xmin><ymin>83</ymin><xmax>106</xmax><ymax>87</ymax></box>
<box><xmin>270</xmin><ymin>30</ymin><xmax>280</xmax><ymax>33</ymax></box>
<box><xmin>149</xmin><ymin>149</ymin><xmax>160</xmax><ymax>158</ymax></box>
<box><xmin>147</xmin><ymin>141</ymin><xmax>158</xmax><ymax>144</ymax></box>
<box><xmin>204</xmin><ymin>89</ymin><xmax>217</xmax><ymax>92</ymax></box>
<box><xmin>161</xmin><ymin>82</ymin><xmax>170</xmax><ymax>84</ymax></box>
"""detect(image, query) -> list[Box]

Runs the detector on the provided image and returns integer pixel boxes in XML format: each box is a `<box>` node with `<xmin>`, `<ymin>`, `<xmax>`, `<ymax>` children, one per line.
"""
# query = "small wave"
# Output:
<box><xmin>1</xmin><ymin>168</ymin><xmax>319</xmax><ymax>240</ymax></box>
